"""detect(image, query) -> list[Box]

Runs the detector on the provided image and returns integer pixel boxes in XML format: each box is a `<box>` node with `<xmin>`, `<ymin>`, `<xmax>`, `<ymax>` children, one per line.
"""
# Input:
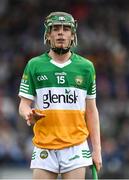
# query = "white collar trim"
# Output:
<box><xmin>50</xmin><ymin>59</ymin><xmax>72</xmax><ymax>68</ymax></box>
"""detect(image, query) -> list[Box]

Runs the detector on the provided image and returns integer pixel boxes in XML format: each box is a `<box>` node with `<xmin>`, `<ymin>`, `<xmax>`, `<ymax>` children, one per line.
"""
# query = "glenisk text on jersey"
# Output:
<box><xmin>43</xmin><ymin>90</ymin><xmax>78</xmax><ymax>108</ymax></box>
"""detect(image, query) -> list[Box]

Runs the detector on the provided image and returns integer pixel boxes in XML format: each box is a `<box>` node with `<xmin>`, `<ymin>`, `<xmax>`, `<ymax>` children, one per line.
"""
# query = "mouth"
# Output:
<box><xmin>55</xmin><ymin>39</ymin><xmax>65</xmax><ymax>48</ymax></box>
<box><xmin>56</xmin><ymin>38</ymin><xmax>65</xmax><ymax>43</ymax></box>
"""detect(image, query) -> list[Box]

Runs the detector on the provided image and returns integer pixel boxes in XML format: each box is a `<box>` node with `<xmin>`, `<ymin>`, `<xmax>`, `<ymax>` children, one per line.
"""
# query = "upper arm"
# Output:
<box><xmin>85</xmin><ymin>98</ymin><xmax>99</xmax><ymax>123</ymax></box>
<box><xmin>18</xmin><ymin>61</ymin><xmax>36</xmax><ymax>100</ymax></box>
<box><xmin>86</xmin><ymin>98</ymin><xmax>97</xmax><ymax>113</ymax></box>
<box><xmin>86</xmin><ymin>63</ymin><xmax>96</xmax><ymax>99</ymax></box>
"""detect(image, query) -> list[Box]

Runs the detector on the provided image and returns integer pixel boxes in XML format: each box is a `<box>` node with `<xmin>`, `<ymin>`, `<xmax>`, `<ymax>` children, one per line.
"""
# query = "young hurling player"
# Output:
<box><xmin>18</xmin><ymin>12</ymin><xmax>102</xmax><ymax>179</ymax></box>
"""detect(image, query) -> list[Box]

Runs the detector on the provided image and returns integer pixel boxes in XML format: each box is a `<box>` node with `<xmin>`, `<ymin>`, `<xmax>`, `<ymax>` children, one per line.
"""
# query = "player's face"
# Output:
<box><xmin>47</xmin><ymin>25</ymin><xmax>74</xmax><ymax>48</ymax></box>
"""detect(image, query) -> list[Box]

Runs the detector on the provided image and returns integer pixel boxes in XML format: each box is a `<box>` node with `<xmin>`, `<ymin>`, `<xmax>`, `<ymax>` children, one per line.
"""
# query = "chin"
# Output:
<box><xmin>56</xmin><ymin>46</ymin><xmax>65</xmax><ymax>48</ymax></box>
<box><xmin>58</xmin><ymin>44</ymin><xmax>67</xmax><ymax>47</ymax></box>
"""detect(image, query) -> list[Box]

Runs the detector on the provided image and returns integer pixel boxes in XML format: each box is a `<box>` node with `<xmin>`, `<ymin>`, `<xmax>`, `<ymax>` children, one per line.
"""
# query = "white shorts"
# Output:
<box><xmin>30</xmin><ymin>140</ymin><xmax>93</xmax><ymax>173</ymax></box>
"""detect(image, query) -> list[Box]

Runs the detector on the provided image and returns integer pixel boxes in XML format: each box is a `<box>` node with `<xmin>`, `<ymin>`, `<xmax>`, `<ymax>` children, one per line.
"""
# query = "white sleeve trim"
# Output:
<box><xmin>86</xmin><ymin>94</ymin><xmax>96</xmax><ymax>99</ymax></box>
<box><xmin>18</xmin><ymin>92</ymin><xmax>35</xmax><ymax>100</ymax></box>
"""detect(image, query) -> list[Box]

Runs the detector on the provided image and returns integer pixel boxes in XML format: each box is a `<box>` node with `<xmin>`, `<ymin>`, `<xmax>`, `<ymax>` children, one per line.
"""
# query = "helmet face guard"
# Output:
<box><xmin>44</xmin><ymin>12</ymin><xmax>78</xmax><ymax>51</ymax></box>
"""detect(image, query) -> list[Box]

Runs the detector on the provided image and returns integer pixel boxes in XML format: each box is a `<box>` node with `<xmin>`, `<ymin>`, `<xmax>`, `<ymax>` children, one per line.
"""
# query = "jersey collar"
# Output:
<box><xmin>50</xmin><ymin>59</ymin><xmax>72</xmax><ymax>68</ymax></box>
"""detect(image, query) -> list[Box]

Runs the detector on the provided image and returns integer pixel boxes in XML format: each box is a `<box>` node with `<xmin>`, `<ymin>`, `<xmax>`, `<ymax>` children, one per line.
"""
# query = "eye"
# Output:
<box><xmin>52</xmin><ymin>27</ymin><xmax>58</xmax><ymax>31</ymax></box>
<box><xmin>64</xmin><ymin>26</ymin><xmax>71</xmax><ymax>31</ymax></box>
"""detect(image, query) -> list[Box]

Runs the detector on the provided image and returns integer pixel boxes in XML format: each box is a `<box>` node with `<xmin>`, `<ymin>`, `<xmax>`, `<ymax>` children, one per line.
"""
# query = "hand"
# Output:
<box><xmin>92</xmin><ymin>150</ymin><xmax>102</xmax><ymax>172</ymax></box>
<box><xmin>26</xmin><ymin>109</ymin><xmax>45</xmax><ymax>126</ymax></box>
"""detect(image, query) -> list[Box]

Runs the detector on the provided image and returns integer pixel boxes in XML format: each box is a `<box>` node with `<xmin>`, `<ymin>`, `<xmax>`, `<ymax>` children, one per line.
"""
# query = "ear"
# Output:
<box><xmin>71</xmin><ymin>34</ymin><xmax>74</xmax><ymax>41</ymax></box>
<box><xmin>46</xmin><ymin>33</ymin><xmax>51</xmax><ymax>40</ymax></box>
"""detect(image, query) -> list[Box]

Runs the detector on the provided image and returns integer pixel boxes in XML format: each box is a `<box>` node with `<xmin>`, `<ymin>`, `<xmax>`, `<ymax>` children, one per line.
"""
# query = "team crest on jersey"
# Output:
<box><xmin>40</xmin><ymin>150</ymin><xmax>48</xmax><ymax>159</ymax></box>
<box><xmin>75</xmin><ymin>76</ymin><xmax>83</xmax><ymax>85</ymax></box>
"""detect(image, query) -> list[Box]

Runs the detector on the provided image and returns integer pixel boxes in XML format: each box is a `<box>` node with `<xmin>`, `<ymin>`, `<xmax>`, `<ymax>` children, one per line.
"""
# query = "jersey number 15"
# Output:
<box><xmin>56</xmin><ymin>75</ymin><xmax>65</xmax><ymax>84</ymax></box>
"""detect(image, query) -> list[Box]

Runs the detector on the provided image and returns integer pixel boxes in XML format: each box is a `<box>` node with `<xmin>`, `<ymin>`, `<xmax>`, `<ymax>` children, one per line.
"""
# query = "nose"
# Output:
<box><xmin>58</xmin><ymin>26</ymin><xmax>64</xmax><ymax>35</ymax></box>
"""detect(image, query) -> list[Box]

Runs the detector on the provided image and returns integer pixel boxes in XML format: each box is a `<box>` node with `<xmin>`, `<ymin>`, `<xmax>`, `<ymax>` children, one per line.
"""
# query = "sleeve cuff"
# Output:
<box><xmin>86</xmin><ymin>94</ymin><xmax>96</xmax><ymax>99</ymax></box>
<box><xmin>18</xmin><ymin>92</ymin><xmax>35</xmax><ymax>100</ymax></box>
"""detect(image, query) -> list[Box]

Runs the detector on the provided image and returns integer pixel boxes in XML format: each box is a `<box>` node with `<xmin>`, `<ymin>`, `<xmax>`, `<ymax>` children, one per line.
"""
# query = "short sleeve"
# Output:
<box><xmin>86</xmin><ymin>63</ymin><xmax>96</xmax><ymax>99</ymax></box>
<box><xmin>18</xmin><ymin>62</ymin><xmax>36</xmax><ymax>100</ymax></box>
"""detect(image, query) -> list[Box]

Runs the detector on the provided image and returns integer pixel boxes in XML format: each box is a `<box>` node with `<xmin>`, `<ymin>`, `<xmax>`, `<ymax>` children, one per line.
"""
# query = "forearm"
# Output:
<box><xmin>86</xmin><ymin>104</ymin><xmax>101</xmax><ymax>152</ymax></box>
<box><xmin>19</xmin><ymin>97</ymin><xmax>33</xmax><ymax>120</ymax></box>
<box><xmin>19</xmin><ymin>97</ymin><xmax>45</xmax><ymax>126</ymax></box>
<box><xmin>86</xmin><ymin>99</ymin><xmax>102</xmax><ymax>171</ymax></box>
<box><xmin>19</xmin><ymin>103</ymin><xmax>32</xmax><ymax>119</ymax></box>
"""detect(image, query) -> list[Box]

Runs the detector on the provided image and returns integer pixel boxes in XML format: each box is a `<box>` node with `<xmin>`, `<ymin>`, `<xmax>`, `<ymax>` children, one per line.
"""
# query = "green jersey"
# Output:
<box><xmin>19</xmin><ymin>52</ymin><xmax>96</xmax><ymax>149</ymax></box>
<box><xmin>19</xmin><ymin>52</ymin><xmax>96</xmax><ymax>104</ymax></box>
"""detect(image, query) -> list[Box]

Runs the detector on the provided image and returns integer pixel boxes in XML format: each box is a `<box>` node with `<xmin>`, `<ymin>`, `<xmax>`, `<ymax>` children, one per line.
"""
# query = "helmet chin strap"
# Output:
<box><xmin>51</xmin><ymin>47</ymin><xmax>70</xmax><ymax>55</ymax></box>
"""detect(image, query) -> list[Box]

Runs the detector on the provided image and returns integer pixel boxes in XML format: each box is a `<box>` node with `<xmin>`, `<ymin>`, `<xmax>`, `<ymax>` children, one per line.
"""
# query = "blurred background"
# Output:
<box><xmin>0</xmin><ymin>0</ymin><xmax>129</xmax><ymax>179</ymax></box>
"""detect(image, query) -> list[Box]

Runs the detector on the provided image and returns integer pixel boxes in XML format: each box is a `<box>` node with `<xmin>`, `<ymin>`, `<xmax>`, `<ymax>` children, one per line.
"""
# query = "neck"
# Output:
<box><xmin>48</xmin><ymin>49</ymin><xmax>71</xmax><ymax>63</ymax></box>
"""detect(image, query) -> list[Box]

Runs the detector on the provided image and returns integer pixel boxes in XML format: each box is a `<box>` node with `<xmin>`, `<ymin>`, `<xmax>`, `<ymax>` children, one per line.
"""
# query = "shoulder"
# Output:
<box><xmin>28</xmin><ymin>53</ymin><xmax>49</xmax><ymax>66</ymax></box>
<box><xmin>25</xmin><ymin>53</ymin><xmax>51</xmax><ymax>74</ymax></box>
<box><xmin>72</xmin><ymin>53</ymin><xmax>94</xmax><ymax>69</ymax></box>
